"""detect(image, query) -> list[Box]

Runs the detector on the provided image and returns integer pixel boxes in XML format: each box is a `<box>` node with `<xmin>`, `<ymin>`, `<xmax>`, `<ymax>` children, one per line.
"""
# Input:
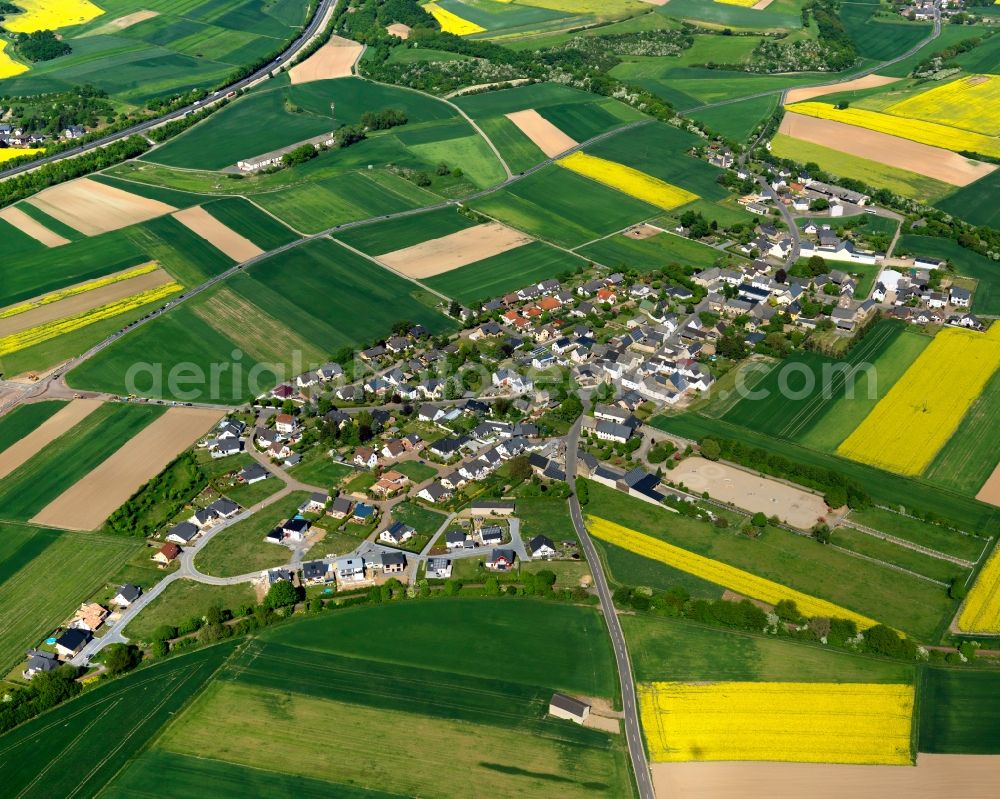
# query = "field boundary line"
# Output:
<box><xmin>829</xmin><ymin>543</ymin><xmax>948</xmax><ymax>587</ymax></box>
<box><xmin>839</xmin><ymin>520</ymin><xmax>974</xmax><ymax>567</ymax></box>
<box><xmin>871</xmin><ymin>504</ymin><xmax>981</xmax><ymax>540</ymax></box>
<box><xmin>325</xmin><ymin>235</ymin><xmax>451</xmax><ymax>303</ymax></box>
<box><xmin>242</xmin><ymin>196</ymin><xmax>308</xmax><ymax>237</ymax></box>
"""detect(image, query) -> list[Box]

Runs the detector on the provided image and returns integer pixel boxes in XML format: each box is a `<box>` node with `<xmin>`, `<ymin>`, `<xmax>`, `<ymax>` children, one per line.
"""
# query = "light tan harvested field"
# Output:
<box><xmin>27</xmin><ymin>178</ymin><xmax>176</xmax><ymax>236</ymax></box>
<box><xmin>84</xmin><ymin>9</ymin><xmax>159</xmax><ymax>35</ymax></box>
<box><xmin>504</xmin><ymin>109</ymin><xmax>578</xmax><ymax>157</ymax></box>
<box><xmin>779</xmin><ymin>113</ymin><xmax>996</xmax><ymax>186</ymax></box>
<box><xmin>377</xmin><ymin>222</ymin><xmax>534</xmax><ymax>278</ymax></box>
<box><xmin>386</xmin><ymin>22</ymin><xmax>412</xmax><ymax>38</ymax></box>
<box><xmin>976</xmin><ymin>461</ymin><xmax>1000</xmax><ymax>507</ymax></box>
<box><xmin>785</xmin><ymin>74</ymin><xmax>900</xmax><ymax>104</ymax></box>
<box><xmin>32</xmin><ymin>406</ymin><xmax>223</xmax><ymax>531</ymax></box>
<box><xmin>639</xmin><ymin>0</ymin><xmax>669</xmax><ymax>5</ymax></box>
<box><xmin>288</xmin><ymin>35</ymin><xmax>364</xmax><ymax>84</ymax></box>
<box><xmin>625</xmin><ymin>223</ymin><xmax>662</xmax><ymax>240</ymax></box>
<box><xmin>0</xmin><ymin>268</ymin><xmax>172</xmax><ymax>338</ymax></box>
<box><xmin>171</xmin><ymin>206</ymin><xmax>263</xmax><ymax>262</ymax></box>
<box><xmin>0</xmin><ymin>206</ymin><xmax>69</xmax><ymax>247</ymax></box>
<box><xmin>652</xmin><ymin>755</ymin><xmax>1000</xmax><ymax>799</ymax></box>
<box><xmin>0</xmin><ymin>399</ymin><xmax>102</xmax><ymax>482</ymax></box>
<box><xmin>670</xmin><ymin>456</ymin><xmax>829</xmax><ymax>529</ymax></box>
<box><xmin>751</xmin><ymin>0</ymin><xmax>774</xmax><ymax>9</ymax></box>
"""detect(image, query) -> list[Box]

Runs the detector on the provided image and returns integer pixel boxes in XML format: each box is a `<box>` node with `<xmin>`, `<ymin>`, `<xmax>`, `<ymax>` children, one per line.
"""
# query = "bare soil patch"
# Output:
<box><xmin>505</xmin><ymin>109</ymin><xmax>578</xmax><ymax>158</ymax></box>
<box><xmin>377</xmin><ymin>222</ymin><xmax>533</xmax><ymax>278</ymax></box>
<box><xmin>975</xmin><ymin>461</ymin><xmax>1000</xmax><ymax>507</ymax></box>
<box><xmin>639</xmin><ymin>0</ymin><xmax>670</xmax><ymax>6</ymax></box>
<box><xmin>0</xmin><ymin>268</ymin><xmax>172</xmax><ymax>338</ymax></box>
<box><xmin>84</xmin><ymin>9</ymin><xmax>159</xmax><ymax>35</ymax></box>
<box><xmin>288</xmin><ymin>35</ymin><xmax>364</xmax><ymax>84</ymax></box>
<box><xmin>652</xmin><ymin>755</ymin><xmax>1000</xmax><ymax>799</ymax></box>
<box><xmin>0</xmin><ymin>206</ymin><xmax>69</xmax><ymax>247</ymax></box>
<box><xmin>32</xmin><ymin>406</ymin><xmax>223</xmax><ymax>531</ymax></box>
<box><xmin>0</xmin><ymin>399</ymin><xmax>103</xmax><ymax>481</ymax></box>
<box><xmin>386</xmin><ymin>22</ymin><xmax>411</xmax><ymax>39</ymax></box>
<box><xmin>27</xmin><ymin>178</ymin><xmax>176</xmax><ymax>236</ymax></box>
<box><xmin>171</xmin><ymin>206</ymin><xmax>263</xmax><ymax>262</ymax></box>
<box><xmin>779</xmin><ymin>113</ymin><xmax>996</xmax><ymax>187</ymax></box>
<box><xmin>624</xmin><ymin>223</ymin><xmax>662</xmax><ymax>240</ymax></box>
<box><xmin>669</xmin><ymin>456</ymin><xmax>828</xmax><ymax>529</ymax></box>
<box><xmin>751</xmin><ymin>0</ymin><xmax>774</xmax><ymax>9</ymax></box>
<box><xmin>785</xmin><ymin>74</ymin><xmax>900</xmax><ymax>104</ymax></box>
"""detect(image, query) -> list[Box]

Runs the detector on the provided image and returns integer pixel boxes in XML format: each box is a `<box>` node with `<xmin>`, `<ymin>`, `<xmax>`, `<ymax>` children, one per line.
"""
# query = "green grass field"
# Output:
<box><xmin>845</xmin><ymin>507</ymin><xmax>988</xmax><ymax>562</ymax></box>
<box><xmin>657</xmin><ymin>0</ymin><xmax>805</xmax><ymax>30</ymax></box>
<box><xmin>623</xmin><ymin>614</ymin><xmax>916</xmax><ymax>684</ymax></box>
<box><xmin>578</xmin><ymin>228</ymin><xmax>725</xmax><ymax>272</ymax></box>
<box><xmin>471</xmin><ymin>165</ymin><xmax>659</xmax><ymax>248</ymax></box>
<box><xmin>0</xmin><ymin>403</ymin><xmax>165</xmax><ymax>522</ymax></box>
<box><xmin>67</xmin><ymin>239</ymin><xmax>456</xmax><ymax>403</ymax></box>
<box><xmin>651</xmin><ymin>413</ymin><xmax>1000</xmax><ymax>536</ymax></box>
<box><xmin>770</xmin><ymin>133</ymin><xmax>954</xmax><ymax>201</ymax></box>
<box><xmin>425</xmin><ymin>240</ymin><xmax>587</xmax><ymax>304</ymax></box>
<box><xmin>334</xmin><ymin>206</ymin><xmax>475</xmax><ymax>254</ymax></box>
<box><xmin>840</xmin><ymin>3</ymin><xmax>931</xmax><ymax>61</ymax></box>
<box><xmin>200</xmin><ymin>197</ymin><xmax>300</xmax><ymax>249</ymax></box>
<box><xmin>288</xmin><ymin>453</ymin><xmax>355</xmax><ymax>489</ymax></box>
<box><xmin>691</xmin><ymin>93</ymin><xmax>780</xmax><ymax>141</ymax></box>
<box><xmin>586</xmin><ymin>481</ymin><xmax>954</xmax><ymax>640</ymax></box>
<box><xmin>0</xmin><ymin>642</ymin><xmax>240</xmax><ymax>797</ymax></box>
<box><xmin>722</xmin><ymin>320</ymin><xmax>924</xmax><ymax>449</ymax></box>
<box><xmin>391</xmin><ymin>460</ymin><xmax>437</xmax><ymax>483</ymax></box>
<box><xmin>195</xmin><ymin>491</ymin><xmax>309</xmax><ymax>578</ymax></box>
<box><xmin>897</xmin><ymin>235</ymin><xmax>999</xmax><ymax>316</ymax></box>
<box><xmin>124</xmin><ymin>580</ymin><xmax>255</xmax><ymax>641</ymax></box>
<box><xmin>262</xmin><ymin>598</ymin><xmax>618</xmax><ymax>697</ymax></box>
<box><xmin>475</xmin><ymin>114</ymin><xmax>548</xmax><ymax>173</ymax></box>
<box><xmin>924</xmin><ymin>364</ymin><xmax>1000</xmax><ymax>498</ymax></box>
<box><xmin>919</xmin><ymin>668</ymin><xmax>1000</xmax><ymax>753</ymax></box>
<box><xmin>937</xmin><ymin>169</ymin><xmax>1000</xmax><ymax>228</ymax></box>
<box><xmin>0</xmin><ymin>401</ymin><xmax>64</xmax><ymax>451</ymax></box>
<box><xmin>831</xmin><ymin>525</ymin><xmax>965</xmax><ymax>585</ymax></box>
<box><xmin>0</xmin><ymin>525</ymin><xmax>138</xmax><ymax>672</ymax></box>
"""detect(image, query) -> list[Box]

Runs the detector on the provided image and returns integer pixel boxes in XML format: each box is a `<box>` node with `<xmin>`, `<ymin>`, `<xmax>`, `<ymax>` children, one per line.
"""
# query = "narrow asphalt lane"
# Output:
<box><xmin>565</xmin><ymin>420</ymin><xmax>655</xmax><ymax>799</ymax></box>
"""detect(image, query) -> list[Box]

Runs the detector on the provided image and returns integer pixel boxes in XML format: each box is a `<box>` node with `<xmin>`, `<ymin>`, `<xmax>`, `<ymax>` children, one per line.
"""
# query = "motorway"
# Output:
<box><xmin>565</xmin><ymin>419</ymin><xmax>655</xmax><ymax>799</ymax></box>
<box><xmin>0</xmin><ymin>0</ymin><xmax>339</xmax><ymax>181</ymax></box>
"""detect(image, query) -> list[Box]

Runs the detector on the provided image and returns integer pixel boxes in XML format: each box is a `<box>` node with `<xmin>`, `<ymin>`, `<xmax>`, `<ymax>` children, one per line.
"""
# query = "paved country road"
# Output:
<box><xmin>565</xmin><ymin>419</ymin><xmax>655</xmax><ymax>799</ymax></box>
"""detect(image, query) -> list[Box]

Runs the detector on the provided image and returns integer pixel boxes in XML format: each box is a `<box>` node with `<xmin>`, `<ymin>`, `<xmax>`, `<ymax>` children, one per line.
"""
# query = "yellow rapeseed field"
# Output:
<box><xmin>0</xmin><ymin>147</ymin><xmax>42</xmax><ymax>163</ymax></box>
<box><xmin>586</xmin><ymin>516</ymin><xmax>882</xmax><ymax>629</ymax></box>
<box><xmin>3</xmin><ymin>0</ymin><xmax>104</xmax><ymax>33</ymax></box>
<box><xmin>0</xmin><ymin>263</ymin><xmax>159</xmax><ymax>321</ymax></box>
<box><xmin>886</xmin><ymin>75</ymin><xmax>1000</xmax><ymax>136</ymax></box>
<box><xmin>639</xmin><ymin>681</ymin><xmax>914</xmax><ymax>764</ymax></box>
<box><xmin>837</xmin><ymin>325</ymin><xmax>1000</xmax><ymax>475</ymax></box>
<box><xmin>0</xmin><ymin>281</ymin><xmax>180</xmax><ymax>355</ymax></box>
<box><xmin>958</xmin><ymin>547</ymin><xmax>1000</xmax><ymax>633</ymax></box>
<box><xmin>422</xmin><ymin>2</ymin><xmax>485</xmax><ymax>35</ymax></box>
<box><xmin>557</xmin><ymin>151</ymin><xmax>699</xmax><ymax>210</ymax></box>
<box><xmin>786</xmin><ymin>101</ymin><xmax>1000</xmax><ymax>159</ymax></box>
<box><xmin>0</xmin><ymin>41</ymin><xmax>29</xmax><ymax>79</ymax></box>
<box><xmin>714</xmin><ymin>0</ymin><xmax>759</xmax><ymax>6</ymax></box>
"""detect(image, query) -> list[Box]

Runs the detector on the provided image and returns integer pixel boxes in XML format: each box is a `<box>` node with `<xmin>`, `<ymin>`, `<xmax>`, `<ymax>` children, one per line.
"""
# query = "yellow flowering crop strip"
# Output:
<box><xmin>885</xmin><ymin>74</ymin><xmax>1000</xmax><ymax>136</ymax></box>
<box><xmin>0</xmin><ymin>41</ymin><xmax>28</xmax><ymax>80</ymax></box>
<box><xmin>0</xmin><ymin>281</ymin><xmax>180</xmax><ymax>355</ymax></box>
<box><xmin>714</xmin><ymin>0</ymin><xmax>759</xmax><ymax>6</ymax></box>
<box><xmin>587</xmin><ymin>516</ymin><xmax>882</xmax><ymax>629</ymax></box>
<box><xmin>3</xmin><ymin>0</ymin><xmax>104</xmax><ymax>33</ymax></box>
<box><xmin>0</xmin><ymin>263</ymin><xmax>159</xmax><ymax>321</ymax></box>
<box><xmin>557</xmin><ymin>151</ymin><xmax>699</xmax><ymax>210</ymax></box>
<box><xmin>838</xmin><ymin>325</ymin><xmax>1000</xmax><ymax>475</ymax></box>
<box><xmin>785</xmin><ymin>102</ymin><xmax>1000</xmax><ymax>159</ymax></box>
<box><xmin>639</xmin><ymin>681</ymin><xmax>914</xmax><ymax>764</ymax></box>
<box><xmin>958</xmin><ymin>546</ymin><xmax>1000</xmax><ymax>633</ymax></box>
<box><xmin>422</xmin><ymin>2</ymin><xmax>485</xmax><ymax>35</ymax></box>
<box><xmin>0</xmin><ymin>147</ymin><xmax>42</xmax><ymax>163</ymax></box>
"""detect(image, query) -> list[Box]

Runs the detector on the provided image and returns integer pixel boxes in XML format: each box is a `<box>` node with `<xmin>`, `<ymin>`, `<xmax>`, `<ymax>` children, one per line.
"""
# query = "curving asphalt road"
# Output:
<box><xmin>0</xmin><ymin>0</ymin><xmax>339</xmax><ymax>182</ymax></box>
<box><xmin>565</xmin><ymin>419</ymin><xmax>655</xmax><ymax>799</ymax></box>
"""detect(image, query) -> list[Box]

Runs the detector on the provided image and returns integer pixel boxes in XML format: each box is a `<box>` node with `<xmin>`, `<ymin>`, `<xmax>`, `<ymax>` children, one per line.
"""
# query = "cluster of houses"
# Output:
<box><xmin>24</xmin><ymin>584</ymin><xmax>142</xmax><ymax>676</ymax></box>
<box><xmin>165</xmin><ymin>497</ymin><xmax>241</xmax><ymax>546</ymax></box>
<box><xmin>0</xmin><ymin>123</ymin><xmax>86</xmax><ymax>151</ymax></box>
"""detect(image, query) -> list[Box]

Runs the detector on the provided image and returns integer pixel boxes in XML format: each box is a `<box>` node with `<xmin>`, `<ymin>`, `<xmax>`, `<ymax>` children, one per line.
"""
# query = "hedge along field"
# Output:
<box><xmin>898</xmin><ymin>234</ymin><xmax>999</xmax><ymax>316</ymax></box>
<box><xmin>333</xmin><ymin>206</ymin><xmax>476</xmax><ymax>254</ymax></box>
<box><xmin>470</xmin><ymin>165</ymin><xmax>659</xmax><ymax>248</ymax></box>
<box><xmin>0</xmin><ymin>403</ymin><xmax>165</xmax><ymax>521</ymax></box>
<box><xmin>584</xmin><ymin>122</ymin><xmax>729</xmax><ymax>201</ymax></box>
<box><xmin>261</xmin><ymin>598</ymin><xmax>619</xmax><ymax>698</ymax></box>
<box><xmin>67</xmin><ymin>239</ymin><xmax>457</xmax><ymax>403</ymax></box>
<box><xmin>622</xmin><ymin>615</ymin><xmax>916</xmax><ymax>685</ymax></box>
<box><xmin>0</xmin><ymin>642</ymin><xmax>239</xmax><ymax>799</ymax></box>
<box><xmin>769</xmin><ymin>133</ymin><xmax>955</xmax><ymax>202</ymax></box>
<box><xmin>918</xmin><ymin>668</ymin><xmax>1000</xmax><ymax>753</ymax></box>
<box><xmin>424</xmin><ymin>240</ymin><xmax>588</xmax><ymax>305</ymax></box>
<box><xmin>578</xmin><ymin>228</ymin><xmax>723</xmax><ymax>272</ymax></box>
<box><xmin>146</xmin><ymin>77</ymin><xmax>459</xmax><ymax>170</ymax></box>
<box><xmin>0</xmin><ymin>525</ymin><xmax>138</xmax><ymax>673</ymax></box>
<box><xmin>650</xmin><ymin>412</ymin><xmax>1000</xmax><ymax>536</ymax></box>
<box><xmin>252</xmin><ymin>170</ymin><xmax>441</xmax><ymax>234</ymax></box>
